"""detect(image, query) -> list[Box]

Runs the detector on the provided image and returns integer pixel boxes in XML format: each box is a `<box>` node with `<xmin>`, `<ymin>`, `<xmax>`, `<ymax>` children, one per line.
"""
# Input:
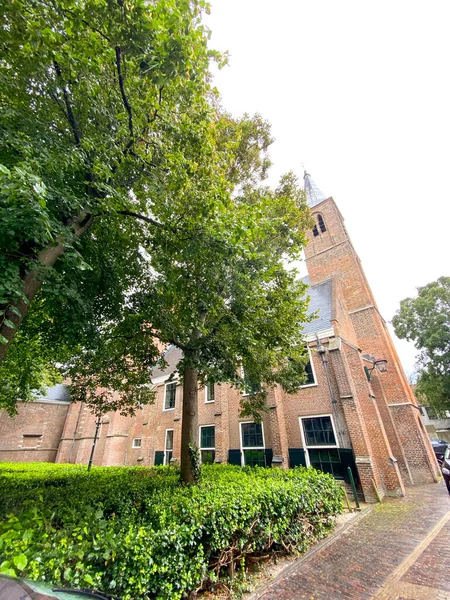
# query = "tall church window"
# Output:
<box><xmin>318</xmin><ymin>214</ymin><xmax>326</xmax><ymax>233</ymax></box>
<box><xmin>164</xmin><ymin>381</ymin><xmax>176</xmax><ymax>410</ymax></box>
<box><xmin>240</xmin><ymin>422</ymin><xmax>266</xmax><ymax>466</ymax></box>
<box><xmin>205</xmin><ymin>381</ymin><xmax>215</xmax><ymax>403</ymax></box>
<box><xmin>164</xmin><ymin>429</ymin><xmax>173</xmax><ymax>465</ymax></box>
<box><xmin>199</xmin><ymin>425</ymin><xmax>215</xmax><ymax>463</ymax></box>
<box><xmin>301</xmin><ymin>416</ymin><xmax>336</xmax><ymax>446</ymax></box>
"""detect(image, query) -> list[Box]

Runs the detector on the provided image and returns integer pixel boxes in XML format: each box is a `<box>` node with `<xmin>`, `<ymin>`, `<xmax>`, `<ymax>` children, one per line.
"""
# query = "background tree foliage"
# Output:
<box><xmin>393</xmin><ymin>276</ymin><xmax>450</xmax><ymax>414</ymax></box>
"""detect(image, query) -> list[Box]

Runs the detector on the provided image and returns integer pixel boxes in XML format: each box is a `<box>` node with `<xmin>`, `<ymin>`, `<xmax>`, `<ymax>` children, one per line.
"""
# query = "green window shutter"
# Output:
<box><xmin>338</xmin><ymin>448</ymin><xmax>359</xmax><ymax>484</ymax></box>
<box><xmin>154</xmin><ymin>451</ymin><xmax>164</xmax><ymax>466</ymax></box>
<box><xmin>288</xmin><ymin>448</ymin><xmax>307</xmax><ymax>468</ymax></box>
<box><xmin>228</xmin><ymin>449</ymin><xmax>242</xmax><ymax>466</ymax></box>
<box><xmin>264</xmin><ymin>449</ymin><xmax>273</xmax><ymax>467</ymax></box>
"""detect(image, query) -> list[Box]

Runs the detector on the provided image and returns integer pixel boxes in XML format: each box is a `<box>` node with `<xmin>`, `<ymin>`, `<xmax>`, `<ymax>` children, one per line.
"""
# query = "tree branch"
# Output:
<box><xmin>115</xmin><ymin>46</ymin><xmax>134</xmax><ymax>146</ymax></box>
<box><xmin>53</xmin><ymin>61</ymin><xmax>81</xmax><ymax>145</ymax></box>
<box><xmin>117</xmin><ymin>210</ymin><xmax>163</xmax><ymax>227</ymax></box>
<box><xmin>91</xmin><ymin>209</ymin><xmax>163</xmax><ymax>228</ymax></box>
<box><xmin>148</xmin><ymin>84</ymin><xmax>164</xmax><ymax>125</ymax></box>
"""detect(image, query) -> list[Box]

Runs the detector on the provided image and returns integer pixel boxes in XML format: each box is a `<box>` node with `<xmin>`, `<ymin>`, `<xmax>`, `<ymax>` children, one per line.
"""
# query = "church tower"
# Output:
<box><xmin>303</xmin><ymin>172</ymin><xmax>439</xmax><ymax>485</ymax></box>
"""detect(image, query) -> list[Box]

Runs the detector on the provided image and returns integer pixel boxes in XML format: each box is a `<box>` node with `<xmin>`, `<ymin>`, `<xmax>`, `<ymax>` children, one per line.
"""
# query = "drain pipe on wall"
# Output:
<box><xmin>315</xmin><ymin>333</ymin><xmax>344</xmax><ymax>448</ymax></box>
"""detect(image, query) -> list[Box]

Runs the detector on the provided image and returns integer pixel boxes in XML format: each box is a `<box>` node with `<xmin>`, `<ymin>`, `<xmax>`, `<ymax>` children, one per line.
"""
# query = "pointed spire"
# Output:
<box><xmin>303</xmin><ymin>169</ymin><xmax>326</xmax><ymax>208</ymax></box>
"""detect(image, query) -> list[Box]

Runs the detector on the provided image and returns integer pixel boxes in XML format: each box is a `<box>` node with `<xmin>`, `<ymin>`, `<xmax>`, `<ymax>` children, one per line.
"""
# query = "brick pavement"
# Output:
<box><xmin>251</xmin><ymin>482</ymin><xmax>450</xmax><ymax>600</ymax></box>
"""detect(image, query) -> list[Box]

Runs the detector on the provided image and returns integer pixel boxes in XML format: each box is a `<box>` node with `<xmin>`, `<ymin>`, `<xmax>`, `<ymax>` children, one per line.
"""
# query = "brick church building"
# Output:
<box><xmin>0</xmin><ymin>173</ymin><xmax>440</xmax><ymax>502</ymax></box>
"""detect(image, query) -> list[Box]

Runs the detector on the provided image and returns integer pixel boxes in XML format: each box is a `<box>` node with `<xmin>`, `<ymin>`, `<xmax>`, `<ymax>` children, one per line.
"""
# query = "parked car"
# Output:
<box><xmin>431</xmin><ymin>439</ymin><xmax>449</xmax><ymax>466</ymax></box>
<box><xmin>441</xmin><ymin>445</ymin><xmax>450</xmax><ymax>493</ymax></box>
<box><xmin>0</xmin><ymin>576</ymin><xmax>121</xmax><ymax>600</ymax></box>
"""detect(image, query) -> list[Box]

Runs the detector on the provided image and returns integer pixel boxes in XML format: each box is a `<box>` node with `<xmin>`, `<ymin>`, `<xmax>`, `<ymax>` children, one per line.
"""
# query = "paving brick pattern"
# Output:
<box><xmin>252</xmin><ymin>483</ymin><xmax>450</xmax><ymax>600</ymax></box>
<box><xmin>401</xmin><ymin>520</ymin><xmax>450</xmax><ymax>592</ymax></box>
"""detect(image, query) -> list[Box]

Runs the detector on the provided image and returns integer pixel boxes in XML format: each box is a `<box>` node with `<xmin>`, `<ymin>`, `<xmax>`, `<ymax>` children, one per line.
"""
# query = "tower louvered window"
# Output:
<box><xmin>318</xmin><ymin>214</ymin><xmax>326</xmax><ymax>233</ymax></box>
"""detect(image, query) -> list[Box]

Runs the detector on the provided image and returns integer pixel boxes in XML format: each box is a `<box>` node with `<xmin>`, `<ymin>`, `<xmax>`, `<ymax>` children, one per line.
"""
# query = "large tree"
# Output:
<box><xmin>66</xmin><ymin>110</ymin><xmax>313</xmax><ymax>483</ymax></box>
<box><xmin>393</xmin><ymin>276</ymin><xmax>450</xmax><ymax>413</ymax></box>
<box><xmin>0</xmin><ymin>0</ymin><xmax>216</xmax><ymax>360</ymax></box>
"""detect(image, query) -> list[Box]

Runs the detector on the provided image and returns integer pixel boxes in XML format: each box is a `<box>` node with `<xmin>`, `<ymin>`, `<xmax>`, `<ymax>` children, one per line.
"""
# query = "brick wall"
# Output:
<box><xmin>0</xmin><ymin>401</ymin><xmax>69</xmax><ymax>463</ymax></box>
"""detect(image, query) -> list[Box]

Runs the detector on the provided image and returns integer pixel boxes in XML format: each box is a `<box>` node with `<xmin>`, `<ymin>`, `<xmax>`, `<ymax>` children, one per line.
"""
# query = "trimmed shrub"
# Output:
<box><xmin>0</xmin><ymin>463</ymin><xmax>343</xmax><ymax>599</ymax></box>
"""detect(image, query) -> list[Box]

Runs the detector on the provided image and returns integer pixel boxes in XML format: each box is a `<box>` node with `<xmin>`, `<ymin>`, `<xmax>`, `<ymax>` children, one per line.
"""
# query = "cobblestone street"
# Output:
<box><xmin>250</xmin><ymin>482</ymin><xmax>450</xmax><ymax>600</ymax></box>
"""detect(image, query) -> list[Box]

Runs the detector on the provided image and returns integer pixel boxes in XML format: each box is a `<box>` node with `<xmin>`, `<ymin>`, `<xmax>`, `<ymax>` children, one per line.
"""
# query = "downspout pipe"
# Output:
<box><xmin>315</xmin><ymin>334</ymin><xmax>344</xmax><ymax>447</ymax></box>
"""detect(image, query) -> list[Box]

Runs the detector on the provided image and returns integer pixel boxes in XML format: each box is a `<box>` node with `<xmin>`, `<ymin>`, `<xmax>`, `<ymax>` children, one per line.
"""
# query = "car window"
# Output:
<box><xmin>444</xmin><ymin>446</ymin><xmax>450</xmax><ymax>460</ymax></box>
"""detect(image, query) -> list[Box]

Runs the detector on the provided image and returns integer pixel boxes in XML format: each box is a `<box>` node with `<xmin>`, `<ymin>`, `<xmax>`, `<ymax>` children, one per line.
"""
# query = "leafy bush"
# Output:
<box><xmin>0</xmin><ymin>463</ymin><xmax>343</xmax><ymax>599</ymax></box>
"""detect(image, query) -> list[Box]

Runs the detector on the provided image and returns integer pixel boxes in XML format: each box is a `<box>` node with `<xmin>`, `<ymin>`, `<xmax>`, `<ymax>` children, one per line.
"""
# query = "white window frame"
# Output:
<box><xmin>205</xmin><ymin>382</ymin><xmax>215</xmax><ymax>403</ymax></box>
<box><xmin>300</xmin><ymin>347</ymin><xmax>318</xmax><ymax>388</ymax></box>
<box><xmin>132</xmin><ymin>438</ymin><xmax>142</xmax><ymax>449</ymax></box>
<box><xmin>239</xmin><ymin>421</ymin><xmax>266</xmax><ymax>466</ymax></box>
<box><xmin>299</xmin><ymin>413</ymin><xmax>339</xmax><ymax>467</ymax></box>
<box><xmin>199</xmin><ymin>424</ymin><xmax>216</xmax><ymax>463</ymax></box>
<box><xmin>164</xmin><ymin>428</ymin><xmax>174</xmax><ymax>465</ymax></box>
<box><xmin>163</xmin><ymin>381</ymin><xmax>177</xmax><ymax>411</ymax></box>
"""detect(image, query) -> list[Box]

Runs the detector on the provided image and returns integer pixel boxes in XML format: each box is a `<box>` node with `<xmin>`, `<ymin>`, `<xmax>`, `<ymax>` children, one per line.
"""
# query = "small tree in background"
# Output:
<box><xmin>393</xmin><ymin>276</ymin><xmax>450</xmax><ymax>415</ymax></box>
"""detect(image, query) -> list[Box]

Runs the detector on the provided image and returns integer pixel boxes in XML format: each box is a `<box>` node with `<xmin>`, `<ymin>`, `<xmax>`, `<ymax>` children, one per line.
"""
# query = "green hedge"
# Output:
<box><xmin>0</xmin><ymin>463</ymin><xmax>343</xmax><ymax>599</ymax></box>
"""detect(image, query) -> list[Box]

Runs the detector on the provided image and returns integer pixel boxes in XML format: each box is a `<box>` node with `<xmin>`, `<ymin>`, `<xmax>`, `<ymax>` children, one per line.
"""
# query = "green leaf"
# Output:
<box><xmin>0</xmin><ymin>334</ymin><xmax>9</xmax><ymax>345</ymax></box>
<box><xmin>3</xmin><ymin>319</ymin><xmax>15</xmax><ymax>329</ymax></box>
<box><xmin>9</xmin><ymin>306</ymin><xmax>22</xmax><ymax>318</ymax></box>
<box><xmin>13</xmin><ymin>554</ymin><xmax>28</xmax><ymax>571</ymax></box>
<box><xmin>83</xmin><ymin>574</ymin><xmax>94</xmax><ymax>585</ymax></box>
<box><xmin>0</xmin><ymin>568</ymin><xmax>16</xmax><ymax>577</ymax></box>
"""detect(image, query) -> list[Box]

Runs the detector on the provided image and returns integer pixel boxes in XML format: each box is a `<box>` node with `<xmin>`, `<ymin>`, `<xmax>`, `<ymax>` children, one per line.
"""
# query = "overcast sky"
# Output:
<box><xmin>204</xmin><ymin>0</ymin><xmax>450</xmax><ymax>375</ymax></box>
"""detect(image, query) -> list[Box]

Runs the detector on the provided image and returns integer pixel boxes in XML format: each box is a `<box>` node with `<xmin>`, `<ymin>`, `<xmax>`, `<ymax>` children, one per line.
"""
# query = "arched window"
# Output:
<box><xmin>312</xmin><ymin>225</ymin><xmax>319</xmax><ymax>237</ymax></box>
<box><xmin>318</xmin><ymin>214</ymin><xmax>326</xmax><ymax>233</ymax></box>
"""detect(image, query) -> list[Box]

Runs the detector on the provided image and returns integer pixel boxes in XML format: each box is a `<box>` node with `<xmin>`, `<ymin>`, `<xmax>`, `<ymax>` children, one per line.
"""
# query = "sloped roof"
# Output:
<box><xmin>301</xmin><ymin>277</ymin><xmax>333</xmax><ymax>335</ymax></box>
<box><xmin>151</xmin><ymin>345</ymin><xmax>183</xmax><ymax>380</ymax></box>
<box><xmin>34</xmin><ymin>384</ymin><xmax>70</xmax><ymax>403</ymax></box>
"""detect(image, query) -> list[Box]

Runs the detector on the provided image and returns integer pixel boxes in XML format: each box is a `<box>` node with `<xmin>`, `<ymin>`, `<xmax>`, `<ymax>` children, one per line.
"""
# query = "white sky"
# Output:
<box><xmin>205</xmin><ymin>0</ymin><xmax>450</xmax><ymax>376</ymax></box>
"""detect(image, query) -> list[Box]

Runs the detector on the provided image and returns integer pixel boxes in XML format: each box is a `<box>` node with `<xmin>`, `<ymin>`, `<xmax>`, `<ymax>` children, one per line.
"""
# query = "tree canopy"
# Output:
<box><xmin>393</xmin><ymin>276</ymin><xmax>450</xmax><ymax>413</ymax></box>
<box><xmin>0</xmin><ymin>0</ymin><xmax>217</xmax><ymax>359</ymax></box>
<box><xmin>0</xmin><ymin>0</ymin><xmax>221</xmax><ymax>410</ymax></box>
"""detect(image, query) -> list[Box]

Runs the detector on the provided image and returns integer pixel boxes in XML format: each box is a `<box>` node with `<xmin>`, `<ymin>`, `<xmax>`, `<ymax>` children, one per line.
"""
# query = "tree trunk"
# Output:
<box><xmin>0</xmin><ymin>218</ymin><xmax>92</xmax><ymax>363</ymax></box>
<box><xmin>180</xmin><ymin>363</ymin><xmax>199</xmax><ymax>484</ymax></box>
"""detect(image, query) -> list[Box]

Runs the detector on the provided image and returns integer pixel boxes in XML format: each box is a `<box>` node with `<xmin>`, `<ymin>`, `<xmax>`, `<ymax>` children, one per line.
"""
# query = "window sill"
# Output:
<box><xmin>305</xmin><ymin>444</ymin><xmax>339</xmax><ymax>449</ymax></box>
